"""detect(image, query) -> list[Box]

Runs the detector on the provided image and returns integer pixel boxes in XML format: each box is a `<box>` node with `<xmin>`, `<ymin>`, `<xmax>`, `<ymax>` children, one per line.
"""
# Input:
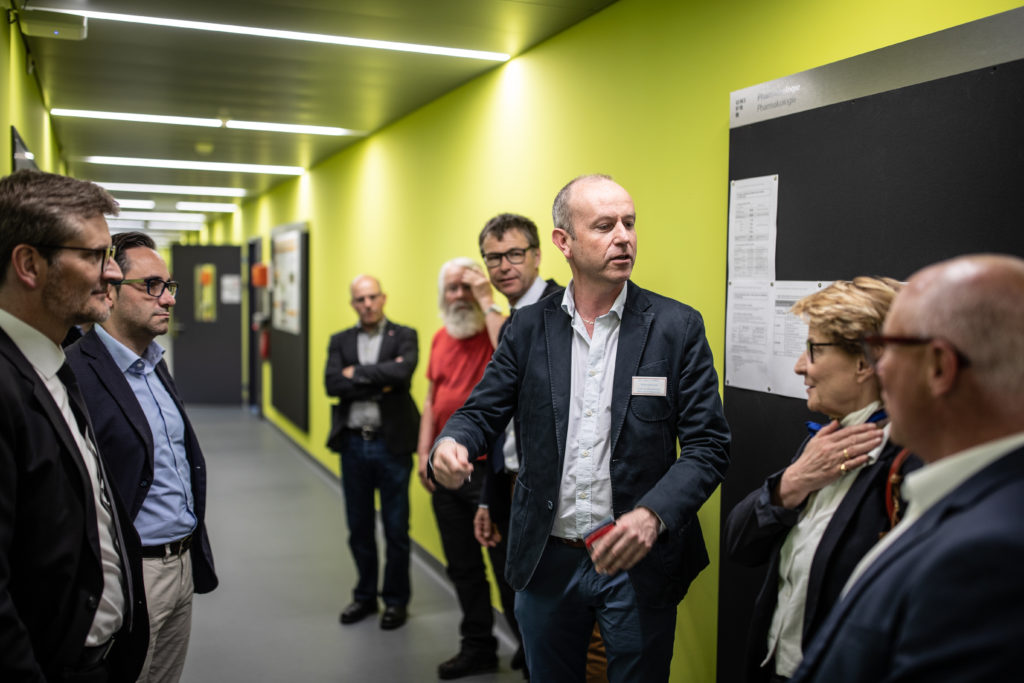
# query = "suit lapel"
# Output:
<box><xmin>82</xmin><ymin>331</ymin><xmax>154</xmax><ymax>455</ymax></box>
<box><xmin>544</xmin><ymin>301</ymin><xmax>572</xmax><ymax>464</ymax></box>
<box><xmin>804</xmin><ymin>448</ymin><xmax>1024</xmax><ymax>673</ymax></box>
<box><xmin>610</xmin><ymin>283</ymin><xmax>653</xmax><ymax>455</ymax></box>
<box><xmin>342</xmin><ymin>327</ymin><xmax>360</xmax><ymax>365</ymax></box>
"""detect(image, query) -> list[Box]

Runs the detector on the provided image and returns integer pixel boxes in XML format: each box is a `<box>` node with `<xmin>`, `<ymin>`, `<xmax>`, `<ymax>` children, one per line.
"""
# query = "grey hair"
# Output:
<box><xmin>437</xmin><ymin>257</ymin><xmax>484</xmax><ymax>312</ymax></box>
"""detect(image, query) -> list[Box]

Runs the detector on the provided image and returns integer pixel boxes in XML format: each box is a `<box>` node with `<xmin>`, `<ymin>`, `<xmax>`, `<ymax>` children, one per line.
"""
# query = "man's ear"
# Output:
<box><xmin>551</xmin><ymin>228</ymin><xmax>572</xmax><ymax>260</ymax></box>
<box><xmin>9</xmin><ymin>244</ymin><xmax>44</xmax><ymax>289</ymax></box>
<box><xmin>926</xmin><ymin>341</ymin><xmax>960</xmax><ymax>397</ymax></box>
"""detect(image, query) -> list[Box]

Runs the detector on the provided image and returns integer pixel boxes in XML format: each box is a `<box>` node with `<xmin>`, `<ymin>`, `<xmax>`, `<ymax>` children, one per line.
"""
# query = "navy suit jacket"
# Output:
<box><xmin>724</xmin><ymin>438</ymin><xmax>920</xmax><ymax>682</ymax></box>
<box><xmin>0</xmin><ymin>328</ymin><xmax>148</xmax><ymax>682</ymax></box>
<box><xmin>439</xmin><ymin>281</ymin><xmax>730</xmax><ymax>607</ymax></box>
<box><xmin>324</xmin><ymin>320</ymin><xmax>420</xmax><ymax>456</ymax></box>
<box><xmin>791</xmin><ymin>446</ymin><xmax>1024</xmax><ymax>683</ymax></box>
<box><xmin>66</xmin><ymin>329</ymin><xmax>218</xmax><ymax>594</ymax></box>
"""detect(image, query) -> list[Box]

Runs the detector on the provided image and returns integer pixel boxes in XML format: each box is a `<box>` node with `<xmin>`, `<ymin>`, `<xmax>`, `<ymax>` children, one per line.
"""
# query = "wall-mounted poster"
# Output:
<box><xmin>272</xmin><ymin>229</ymin><xmax>302</xmax><ymax>335</ymax></box>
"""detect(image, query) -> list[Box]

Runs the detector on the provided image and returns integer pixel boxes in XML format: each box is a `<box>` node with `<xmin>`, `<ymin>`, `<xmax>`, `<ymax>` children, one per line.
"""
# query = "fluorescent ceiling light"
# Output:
<box><xmin>35</xmin><ymin>8</ymin><xmax>510</xmax><ymax>61</ymax></box>
<box><xmin>225</xmin><ymin>120</ymin><xmax>359</xmax><ymax>136</ymax></box>
<box><xmin>176</xmin><ymin>202</ymin><xmax>238</xmax><ymax>213</ymax></box>
<box><xmin>55</xmin><ymin>109</ymin><xmax>358</xmax><ymax>136</ymax></box>
<box><xmin>84</xmin><ymin>156</ymin><xmax>304</xmax><ymax>175</ymax></box>
<box><xmin>97</xmin><ymin>182</ymin><xmax>247</xmax><ymax>197</ymax></box>
<box><xmin>52</xmin><ymin>108</ymin><xmax>221</xmax><ymax>127</ymax></box>
<box><xmin>116</xmin><ymin>211</ymin><xmax>207</xmax><ymax>222</ymax></box>
<box><xmin>113</xmin><ymin>198</ymin><xmax>156</xmax><ymax>210</ymax></box>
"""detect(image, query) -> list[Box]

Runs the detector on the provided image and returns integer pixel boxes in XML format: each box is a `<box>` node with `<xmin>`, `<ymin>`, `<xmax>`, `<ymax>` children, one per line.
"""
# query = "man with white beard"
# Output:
<box><xmin>416</xmin><ymin>258</ymin><xmax>503</xmax><ymax>679</ymax></box>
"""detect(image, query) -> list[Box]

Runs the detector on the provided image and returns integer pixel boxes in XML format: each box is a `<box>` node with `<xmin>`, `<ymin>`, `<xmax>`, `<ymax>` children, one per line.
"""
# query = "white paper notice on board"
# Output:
<box><xmin>770</xmin><ymin>280</ymin><xmax>830</xmax><ymax>399</ymax></box>
<box><xmin>725</xmin><ymin>282</ymin><xmax>771</xmax><ymax>391</ymax></box>
<box><xmin>728</xmin><ymin>175</ymin><xmax>778</xmax><ymax>280</ymax></box>
<box><xmin>726</xmin><ymin>280</ymin><xmax>830</xmax><ymax>398</ymax></box>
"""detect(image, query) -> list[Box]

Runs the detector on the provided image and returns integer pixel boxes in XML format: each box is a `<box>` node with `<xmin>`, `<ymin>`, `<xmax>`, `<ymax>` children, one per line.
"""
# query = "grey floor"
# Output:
<box><xmin>181</xmin><ymin>406</ymin><xmax>522</xmax><ymax>683</ymax></box>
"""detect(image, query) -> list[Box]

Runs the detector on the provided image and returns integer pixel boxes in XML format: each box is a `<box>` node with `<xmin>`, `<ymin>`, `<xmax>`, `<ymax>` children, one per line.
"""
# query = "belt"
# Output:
<box><xmin>76</xmin><ymin>636</ymin><xmax>115</xmax><ymax>668</ymax></box>
<box><xmin>346</xmin><ymin>425</ymin><xmax>381</xmax><ymax>441</ymax></box>
<box><xmin>550</xmin><ymin>536</ymin><xmax>586</xmax><ymax>549</ymax></box>
<box><xmin>141</xmin><ymin>534</ymin><xmax>192</xmax><ymax>558</ymax></box>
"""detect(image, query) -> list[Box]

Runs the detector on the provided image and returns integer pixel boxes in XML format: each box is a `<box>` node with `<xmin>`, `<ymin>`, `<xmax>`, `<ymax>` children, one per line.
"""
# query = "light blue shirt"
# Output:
<box><xmin>96</xmin><ymin>325</ymin><xmax>196</xmax><ymax>545</ymax></box>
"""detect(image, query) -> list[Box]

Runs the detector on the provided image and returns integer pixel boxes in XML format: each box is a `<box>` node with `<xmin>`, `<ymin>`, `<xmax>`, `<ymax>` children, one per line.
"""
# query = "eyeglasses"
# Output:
<box><xmin>351</xmin><ymin>293</ymin><xmax>382</xmax><ymax>305</ymax></box>
<box><xmin>806</xmin><ymin>339</ymin><xmax>842</xmax><ymax>363</ymax></box>
<box><xmin>860</xmin><ymin>334</ymin><xmax>971</xmax><ymax>369</ymax></box>
<box><xmin>482</xmin><ymin>247</ymin><xmax>533</xmax><ymax>269</ymax></box>
<box><xmin>34</xmin><ymin>243</ymin><xmax>116</xmax><ymax>272</ymax></box>
<box><xmin>117</xmin><ymin>277</ymin><xmax>178</xmax><ymax>298</ymax></box>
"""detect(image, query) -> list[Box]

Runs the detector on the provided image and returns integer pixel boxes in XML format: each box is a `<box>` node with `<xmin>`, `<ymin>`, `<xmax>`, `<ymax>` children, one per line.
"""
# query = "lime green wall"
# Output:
<box><xmin>3</xmin><ymin>12</ymin><xmax>65</xmax><ymax>173</ymax></box>
<box><xmin>212</xmin><ymin>1</ymin><xmax>1024</xmax><ymax>679</ymax></box>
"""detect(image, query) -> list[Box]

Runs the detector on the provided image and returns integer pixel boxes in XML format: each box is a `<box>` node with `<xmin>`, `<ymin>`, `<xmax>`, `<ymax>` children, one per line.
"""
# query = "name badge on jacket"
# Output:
<box><xmin>631</xmin><ymin>376</ymin><xmax>667</xmax><ymax>396</ymax></box>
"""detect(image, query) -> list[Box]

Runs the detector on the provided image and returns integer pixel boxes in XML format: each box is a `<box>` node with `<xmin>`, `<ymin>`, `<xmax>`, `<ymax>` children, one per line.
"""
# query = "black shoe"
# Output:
<box><xmin>437</xmin><ymin>651</ymin><xmax>498</xmax><ymax>680</ymax></box>
<box><xmin>339</xmin><ymin>600</ymin><xmax>378</xmax><ymax>624</ymax></box>
<box><xmin>380</xmin><ymin>604</ymin><xmax>407</xmax><ymax>630</ymax></box>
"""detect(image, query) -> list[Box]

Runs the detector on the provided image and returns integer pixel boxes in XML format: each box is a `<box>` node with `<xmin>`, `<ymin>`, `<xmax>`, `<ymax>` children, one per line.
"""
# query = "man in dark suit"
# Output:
<box><xmin>0</xmin><ymin>169</ymin><xmax>148</xmax><ymax>682</ymax></box>
<box><xmin>66</xmin><ymin>231</ymin><xmax>217</xmax><ymax>682</ymax></box>
<box><xmin>433</xmin><ymin>175</ymin><xmax>731</xmax><ymax>682</ymax></box>
<box><xmin>325</xmin><ymin>275</ymin><xmax>419</xmax><ymax>631</ymax></box>
<box><xmin>791</xmin><ymin>254</ymin><xmax>1024</xmax><ymax>683</ymax></box>
<box><xmin>465</xmin><ymin>212</ymin><xmax>562</xmax><ymax>676</ymax></box>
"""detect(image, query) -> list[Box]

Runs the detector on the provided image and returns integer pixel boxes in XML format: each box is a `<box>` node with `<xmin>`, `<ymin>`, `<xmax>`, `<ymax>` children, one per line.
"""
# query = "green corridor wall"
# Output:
<box><xmin>208</xmin><ymin>1</ymin><xmax>1023</xmax><ymax>679</ymax></box>
<box><xmin>3</xmin><ymin>12</ymin><xmax>64</xmax><ymax>173</ymax></box>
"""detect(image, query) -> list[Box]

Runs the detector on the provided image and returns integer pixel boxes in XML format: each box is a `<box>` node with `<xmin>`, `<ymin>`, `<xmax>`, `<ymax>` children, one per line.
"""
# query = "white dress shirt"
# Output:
<box><xmin>764</xmin><ymin>401</ymin><xmax>888</xmax><ymax>676</ymax></box>
<box><xmin>842</xmin><ymin>429</ymin><xmax>1024</xmax><ymax>598</ymax></box>
<box><xmin>0</xmin><ymin>310</ymin><xmax>125</xmax><ymax>646</ymax></box>
<box><xmin>551</xmin><ymin>281</ymin><xmax>627</xmax><ymax>540</ymax></box>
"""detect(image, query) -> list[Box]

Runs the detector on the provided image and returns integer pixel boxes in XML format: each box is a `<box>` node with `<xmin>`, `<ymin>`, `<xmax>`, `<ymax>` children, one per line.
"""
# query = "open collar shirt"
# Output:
<box><xmin>0</xmin><ymin>310</ymin><xmax>125</xmax><ymax>645</ymax></box>
<box><xmin>551</xmin><ymin>281</ymin><xmax>627</xmax><ymax>541</ymax></box>
<box><xmin>843</xmin><ymin>429</ymin><xmax>1024</xmax><ymax>598</ymax></box>
<box><xmin>95</xmin><ymin>324</ymin><xmax>196</xmax><ymax>545</ymax></box>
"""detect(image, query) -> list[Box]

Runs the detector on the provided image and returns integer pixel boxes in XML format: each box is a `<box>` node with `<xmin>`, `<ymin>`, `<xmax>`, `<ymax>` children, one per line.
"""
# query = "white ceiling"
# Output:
<box><xmin>14</xmin><ymin>0</ymin><xmax>615</xmax><ymax>225</ymax></box>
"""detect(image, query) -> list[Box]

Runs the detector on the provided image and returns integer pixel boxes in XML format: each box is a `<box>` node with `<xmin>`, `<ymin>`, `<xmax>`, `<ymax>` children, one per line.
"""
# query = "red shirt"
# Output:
<box><xmin>426</xmin><ymin>327</ymin><xmax>493</xmax><ymax>438</ymax></box>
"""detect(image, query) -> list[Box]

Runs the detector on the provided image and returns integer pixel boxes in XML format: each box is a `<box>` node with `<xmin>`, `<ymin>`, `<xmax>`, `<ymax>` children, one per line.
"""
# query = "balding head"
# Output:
<box><xmin>879</xmin><ymin>254</ymin><xmax>1024</xmax><ymax>460</ymax></box>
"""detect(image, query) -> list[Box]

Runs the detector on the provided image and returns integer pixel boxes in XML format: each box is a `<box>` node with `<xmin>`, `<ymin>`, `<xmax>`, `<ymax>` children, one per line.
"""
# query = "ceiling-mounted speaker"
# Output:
<box><xmin>20</xmin><ymin>10</ymin><xmax>88</xmax><ymax>40</ymax></box>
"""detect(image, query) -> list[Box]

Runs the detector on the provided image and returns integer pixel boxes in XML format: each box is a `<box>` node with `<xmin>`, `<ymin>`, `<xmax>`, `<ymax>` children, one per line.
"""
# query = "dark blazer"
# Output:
<box><xmin>724</xmin><ymin>437</ymin><xmax>920</xmax><ymax>682</ymax></box>
<box><xmin>791</xmin><ymin>446</ymin><xmax>1024</xmax><ymax>683</ymax></box>
<box><xmin>0</xmin><ymin>328</ymin><xmax>148</xmax><ymax>682</ymax></box>
<box><xmin>325</xmin><ymin>319</ymin><xmax>420</xmax><ymax>456</ymax></box>
<box><xmin>479</xmin><ymin>278</ymin><xmax>563</xmax><ymax>507</ymax></box>
<box><xmin>65</xmin><ymin>329</ymin><xmax>218</xmax><ymax>594</ymax></box>
<box><xmin>440</xmin><ymin>281</ymin><xmax>731</xmax><ymax>607</ymax></box>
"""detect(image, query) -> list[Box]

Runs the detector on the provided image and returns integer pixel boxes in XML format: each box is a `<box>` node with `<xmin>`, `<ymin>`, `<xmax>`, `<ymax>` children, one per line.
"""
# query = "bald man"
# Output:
<box><xmin>325</xmin><ymin>275</ymin><xmax>420</xmax><ymax>630</ymax></box>
<box><xmin>792</xmin><ymin>254</ymin><xmax>1024</xmax><ymax>682</ymax></box>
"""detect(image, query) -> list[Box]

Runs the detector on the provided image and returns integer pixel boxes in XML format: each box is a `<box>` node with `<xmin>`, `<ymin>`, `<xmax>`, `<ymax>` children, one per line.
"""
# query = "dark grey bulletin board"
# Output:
<box><xmin>717</xmin><ymin>54</ymin><xmax>1024</xmax><ymax>683</ymax></box>
<box><xmin>270</xmin><ymin>227</ymin><xmax>310</xmax><ymax>432</ymax></box>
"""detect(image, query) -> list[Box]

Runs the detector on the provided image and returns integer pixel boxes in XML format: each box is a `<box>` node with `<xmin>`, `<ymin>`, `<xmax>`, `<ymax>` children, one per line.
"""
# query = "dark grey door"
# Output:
<box><xmin>170</xmin><ymin>245</ymin><xmax>242</xmax><ymax>404</ymax></box>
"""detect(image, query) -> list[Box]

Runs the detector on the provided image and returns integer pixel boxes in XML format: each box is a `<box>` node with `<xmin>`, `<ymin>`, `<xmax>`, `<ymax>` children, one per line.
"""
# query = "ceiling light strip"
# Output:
<box><xmin>84</xmin><ymin>156</ymin><xmax>304</xmax><ymax>175</ymax></box>
<box><xmin>97</xmin><ymin>182</ymin><xmax>247</xmax><ymax>197</ymax></box>
<box><xmin>51</xmin><ymin>108</ymin><xmax>221</xmax><ymax>127</ymax></box>
<box><xmin>176</xmin><ymin>202</ymin><xmax>239</xmax><ymax>213</ymax></box>
<box><xmin>225</xmin><ymin>120</ymin><xmax>359</xmax><ymax>136</ymax></box>
<box><xmin>36</xmin><ymin>8</ymin><xmax>510</xmax><ymax>61</ymax></box>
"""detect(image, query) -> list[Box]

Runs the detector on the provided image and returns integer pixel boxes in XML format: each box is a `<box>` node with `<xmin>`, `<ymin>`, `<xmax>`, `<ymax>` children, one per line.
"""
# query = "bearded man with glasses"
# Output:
<box><xmin>66</xmin><ymin>230</ymin><xmax>218</xmax><ymax>683</ymax></box>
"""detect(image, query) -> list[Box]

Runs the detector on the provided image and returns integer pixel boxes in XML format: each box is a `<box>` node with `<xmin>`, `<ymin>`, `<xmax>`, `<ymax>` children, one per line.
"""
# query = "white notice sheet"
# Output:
<box><xmin>726</xmin><ymin>280</ymin><xmax>830</xmax><ymax>399</ymax></box>
<box><xmin>728</xmin><ymin>175</ymin><xmax>778</xmax><ymax>280</ymax></box>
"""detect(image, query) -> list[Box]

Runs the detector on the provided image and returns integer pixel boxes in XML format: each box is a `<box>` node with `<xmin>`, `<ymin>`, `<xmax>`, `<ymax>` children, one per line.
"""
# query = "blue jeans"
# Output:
<box><xmin>340</xmin><ymin>433</ymin><xmax>412</xmax><ymax>607</ymax></box>
<box><xmin>514</xmin><ymin>540</ymin><xmax>677</xmax><ymax>682</ymax></box>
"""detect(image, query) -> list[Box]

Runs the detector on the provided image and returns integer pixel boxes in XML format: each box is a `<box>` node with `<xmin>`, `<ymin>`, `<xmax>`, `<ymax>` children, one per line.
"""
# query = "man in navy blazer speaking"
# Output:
<box><xmin>432</xmin><ymin>174</ymin><xmax>730</xmax><ymax>682</ymax></box>
<box><xmin>791</xmin><ymin>254</ymin><xmax>1024</xmax><ymax>682</ymax></box>
<box><xmin>66</xmin><ymin>231</ymin><xmax>217</xmax><ymax>683</ymax></box>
